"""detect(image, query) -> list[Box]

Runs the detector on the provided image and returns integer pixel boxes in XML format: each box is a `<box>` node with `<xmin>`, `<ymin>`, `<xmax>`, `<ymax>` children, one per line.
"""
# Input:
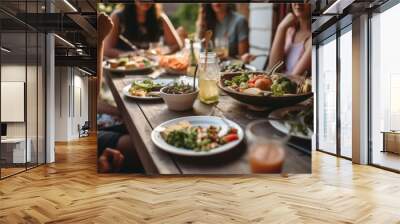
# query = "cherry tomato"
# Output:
<box><xmin>223</xmin><ymin>134</ymin><xmax>238</xmax><ymax>143</ymax></box>
<box><xmin>230</xmin><ymin>128</ymin><xmax>238</xmax><ymax>134</ymax></box>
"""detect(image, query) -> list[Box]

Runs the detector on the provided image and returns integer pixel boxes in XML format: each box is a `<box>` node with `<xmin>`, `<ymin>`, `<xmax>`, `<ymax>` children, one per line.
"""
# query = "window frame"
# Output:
<box><xmin>315</xmin><ymin>19</ymin><xmax>353</xmax><ymax>160</ymax></box>
<box><xmin>367</xmin><ymin>0</ymin><xmax>400</xmax><ymax>173</ymax></box>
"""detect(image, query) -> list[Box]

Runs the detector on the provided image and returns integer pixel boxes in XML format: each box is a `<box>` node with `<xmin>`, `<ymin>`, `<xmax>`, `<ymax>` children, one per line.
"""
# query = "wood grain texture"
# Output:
<box><xmin>0</xmin><ymin>135</ymin><xmax>400</xmax><ymax>223</ymax></box>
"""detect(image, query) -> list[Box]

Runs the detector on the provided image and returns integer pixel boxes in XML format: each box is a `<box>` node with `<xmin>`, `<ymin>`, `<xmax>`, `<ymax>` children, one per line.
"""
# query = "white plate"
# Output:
<box><xmin>219</xmin><ymin>60</ymin><xmax>257</xmax><ymax>73</ymax></box>
<box><xmin>103</xmin><ymin>60</ymin><xmax>155</xmax><ymax>73</ymax></box>
<box><xmin>164</xmin><ymin>68</ymin><xmax>188</xmax><ymax>76</ymax></box>
<box><xmin>268</xmin><ymin>106</ymin><xmax>313</xmax><ymax>140</ymax></box>
<box><xmin>151</xmin><ymin>116</ymin><xmax>244</xmax><ymax>156</ymax></box>
<box><xmin>122</xmin><ymin>79</ymin><xmax>173</xmax><ymax>100</ymax></box>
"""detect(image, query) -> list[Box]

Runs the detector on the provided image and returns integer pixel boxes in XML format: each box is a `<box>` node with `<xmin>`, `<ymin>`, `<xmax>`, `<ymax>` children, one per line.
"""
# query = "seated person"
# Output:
<box><xmin>244</xmin><ymin>4</ymin><xmax>311</xmax><ymax>77</ymax></box>
<box><xmin>97</xmin><ymin>13</ymin><xmax>142</xmax><ymax>173</ymax></box>
<box><xmin>104</xmin><ymin>2</ymin><xmax>182</xmax><ymax>58</ymax></box>
<box><xmin>197</xmin><ymin>3</ymin><xmax>249</xmax><ymax>58</ymax></box>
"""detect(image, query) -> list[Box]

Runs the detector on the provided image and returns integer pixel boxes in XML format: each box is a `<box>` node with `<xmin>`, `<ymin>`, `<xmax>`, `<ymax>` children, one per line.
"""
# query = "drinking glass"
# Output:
<box><xmin>214</xmin><ymin>37</ymin><xmax>229</xmax><ymax>59</ymax></box>
<box><xmin>245</xmin><ymin>120</ymin><xmax>289</xmax><ymax>173</ymax></box>
<box><xmin>198</xmin><ymin>52</ymin><xmax>220</xmax><ymax>104</ymax></box>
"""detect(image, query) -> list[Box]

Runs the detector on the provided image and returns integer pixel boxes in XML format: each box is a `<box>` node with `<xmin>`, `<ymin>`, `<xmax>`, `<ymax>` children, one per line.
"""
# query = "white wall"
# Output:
<box><xmin>1</xmin><ymin>63</ymin><xmax>46</xmax><ymax>164</ymax></box>
<box><xmin>248</xmin><ymin>3</ymin><xmax>273</xmax><ymax>70</ymax></box>
<box><xmin>54</xmin><ymin>67</ymin><xmax>89</xmax><ymax>141</ymax></box>
<box><xmin>1</xmin><ymin>65</ymin><xmax>31</xmax><ymax>138</ymax></box>
<box><xmin>54</xmin><ymin>66</ymin><xmax>69</xmax><ymax>141</ymax></box>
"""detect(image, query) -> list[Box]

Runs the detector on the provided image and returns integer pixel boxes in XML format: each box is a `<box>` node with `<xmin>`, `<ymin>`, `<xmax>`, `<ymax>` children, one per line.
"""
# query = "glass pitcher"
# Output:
<box><xmin>198</xmin><ymin>52</ymin><xmax>220</xmax><ymax>104</ymax></box>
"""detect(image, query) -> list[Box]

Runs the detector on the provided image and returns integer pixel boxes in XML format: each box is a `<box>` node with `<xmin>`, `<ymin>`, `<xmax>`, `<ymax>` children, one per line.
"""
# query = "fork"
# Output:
<box><xmin>209</xmin><ymin>105</ymin><xmax>232</xmax><ymax>131</ymax></box>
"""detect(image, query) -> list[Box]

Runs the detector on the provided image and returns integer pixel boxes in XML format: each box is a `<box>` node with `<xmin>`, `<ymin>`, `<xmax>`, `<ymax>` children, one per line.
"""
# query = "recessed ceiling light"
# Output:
<box><xmin>63</xmin><ymin>0</ymin><xmax>78</xmax><ymax>12</ymax></box>
<box><xmin>78</xmin><ymin>67</ymin><xmax>93</xmax><ymax>76</ymax></box>
<box><xmin>323</xmin><ymin>0</ymin><xmax>354</xmax><ymax>15</ymax></box>
<box><xmin>1</xmin><ymin>47</ymin><xmax>11</xmax><ymax>53</ymax></box>
<box><xmin>54</xmin><ymin>34</ymin><xmax>75</xmax><ymax>48</ymax></box>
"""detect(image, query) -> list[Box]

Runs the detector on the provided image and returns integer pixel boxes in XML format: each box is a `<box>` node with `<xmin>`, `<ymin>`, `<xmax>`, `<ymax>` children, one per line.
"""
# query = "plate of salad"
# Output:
<box><xmin>104</xmin><ymin>56</ymin><xmax>155</xmax><ymax>73</ymax></box>
<box><xmin>219</xmin><ymin>72</ymin><xmax>313</xmax><ymax>108</ymax></box>
<box><xmin>122</xmin><ymin>79</ymin><xmax>173</xmax><ymax>100</ymax></box>
<box><xmin>151</xmin><ymin>116</ymin><xmax>244</xmax><ymax>156</ymax></box>
<box><xmin>220</xmin><ymin>60</ymin><xmax>257</xmax><ymax>73</ymax></box>
<box><xmin>268</xmin><ymin>105</ymin><xmax>313</xmax><ymax>140</ymax></box>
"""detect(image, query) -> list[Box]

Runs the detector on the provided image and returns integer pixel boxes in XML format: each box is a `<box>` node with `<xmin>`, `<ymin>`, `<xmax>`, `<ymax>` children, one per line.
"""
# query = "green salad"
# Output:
<box><xmin>223</xmin><ymin>72</ymin><xmax>300</xmax><ymax>96</ymax></box>
<box><xmin>270</xmin><ymin>76</ymin><xmax>297</xmax><ymax>96</ymax></box>
<box><xmin>129</xmin><ymin>79</ymin><xmax>163</xmax><ymax>97</ymax></box>
<box><xmin>161</xmin><ymin>121</ymin><xmax>239</xmax><ymax>152</ymax></box>
<box><xmin>283</xmin><ymin>105</ymin><xmax>313</xmax><ymax>136</ymax></box>
<box><xmin>162</xmin><ymin>82</ymin><xmax>195</xmax><ymax>94</ymax></box>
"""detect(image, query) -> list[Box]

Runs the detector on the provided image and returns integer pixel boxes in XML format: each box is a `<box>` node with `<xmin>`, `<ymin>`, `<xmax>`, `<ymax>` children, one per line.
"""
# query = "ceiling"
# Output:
<box><xmin>0</xmin><ymin>0</ymin><xmax>97</xmax><ymax>74</ymax></box>
<box><xmin>312</xmin><ymin>0</ymin><xmax>390</xmax><ymax>43</ymax></box>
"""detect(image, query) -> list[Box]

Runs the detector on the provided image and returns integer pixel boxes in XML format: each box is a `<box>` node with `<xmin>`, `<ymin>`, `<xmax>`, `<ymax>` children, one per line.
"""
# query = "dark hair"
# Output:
<box><xmin>199</xmin><ymin>4</ymin><xmax>235</xmax><ymax>40</ymax></box>
<box><xmin>120</xmin><ymin>4</ymin><xmax>161</xmax><ymax>42</ymax></box>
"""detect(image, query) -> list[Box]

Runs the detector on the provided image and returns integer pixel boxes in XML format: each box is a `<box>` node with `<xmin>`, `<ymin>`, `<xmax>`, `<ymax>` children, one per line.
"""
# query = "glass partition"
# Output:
<box><xmin>0</xmin><ymin>0</ymin><xmax>46</xmax><ymax>179</ymax></box>
<box><xmin>27</xmin><ymin>31</ymin><xmax>38</xmax><ymax>169</ymax></box>
<box><xmin>0</xmin><ymin>31</ymin><xmax>28</xmax><ymax>177</ymax></box>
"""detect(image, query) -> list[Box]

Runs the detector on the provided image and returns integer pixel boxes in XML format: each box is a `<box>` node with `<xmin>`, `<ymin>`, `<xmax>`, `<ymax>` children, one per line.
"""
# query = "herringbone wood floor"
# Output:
<box><xmin>0</xmin><ymin>135</ymin><xmax>399</xmax><ymax>224</ymax></box>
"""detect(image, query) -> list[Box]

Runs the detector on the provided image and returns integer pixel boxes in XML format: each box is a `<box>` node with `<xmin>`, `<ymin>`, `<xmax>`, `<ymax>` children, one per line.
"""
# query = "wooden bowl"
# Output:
<box><xmin>218</xmin><ymin>72</ymin><xmax>313</xmax><ymax>108</ymax></box>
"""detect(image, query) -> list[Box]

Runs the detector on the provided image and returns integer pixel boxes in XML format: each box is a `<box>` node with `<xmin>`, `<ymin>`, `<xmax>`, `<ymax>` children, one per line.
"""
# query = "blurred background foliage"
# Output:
<box><xmin>97</xmin><ymin>3</ymin><xmax>199</xmax><ymax>34</ymax></box>
<box><xmin>97</xmin><ymin>3</ymin><xmax>116</xmax><ymax>14</ymax></box>
<box><xmin>168</xmin><ymin>4</ymin><xmax>199</xmax><ymax>34</ymax></box>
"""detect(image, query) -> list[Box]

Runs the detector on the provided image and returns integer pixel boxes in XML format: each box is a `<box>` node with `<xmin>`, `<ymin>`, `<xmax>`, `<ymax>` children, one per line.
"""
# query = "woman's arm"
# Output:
<box><xmin>268</xmin><ymin>13</ymin><xmax>297</xmax><ymax>70</ymax></box>
<box><xmin>160</xmin><ymin>12</ymin><xmax>182</xmax><ymax>50</ymax></box>
<box><xmin>97</xmin><ymin>13</ymin><xmax>113</xmax><ymax>97</ymax></box>
<box><xmin>103</xmin><ymin>13</ymin><xmax>126</xmax><ymax>58</ymax></box>
<box><xmin>290</xmin><ymin>38</ymin><xmax>312</xmax><ymax>77</ymax></box>
<box><xmin>237</xmin><ymin>17</ymin><xmax>249</xmax><ymax>57</ymax></box>
<box><xmin>238</xmin><ymin>39</ymin><xmax>249</xmax><ymax>56</ymax></box>
<box><xmin>97</xmin><ymin>99</ymin><xmax>120</xmax><ymax>117</ymax></box>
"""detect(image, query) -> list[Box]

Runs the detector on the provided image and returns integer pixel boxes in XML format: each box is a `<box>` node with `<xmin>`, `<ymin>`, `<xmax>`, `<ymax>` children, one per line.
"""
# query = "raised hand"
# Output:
<box><xmin>98</xmin><ymin>13</ymin><xmax>114</xmax><ymax>42</ymax></box>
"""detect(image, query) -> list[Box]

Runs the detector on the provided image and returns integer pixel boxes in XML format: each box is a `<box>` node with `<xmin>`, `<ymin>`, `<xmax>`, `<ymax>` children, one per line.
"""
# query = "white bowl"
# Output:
<box><xmin>160</xmin><ymin>86</ymin><xmax>199</xmax><ymax>111</ymax></box>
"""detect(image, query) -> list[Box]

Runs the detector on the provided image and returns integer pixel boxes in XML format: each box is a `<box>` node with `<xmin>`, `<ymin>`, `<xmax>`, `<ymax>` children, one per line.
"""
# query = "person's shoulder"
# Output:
<box><xmin>231</xmin><ymin>12</ymin><xmax>248</xmax><ymax>29</ymax></box>
<box><xmin>232</xmin><ymin>11</ymin><xmax>246</xmax><ymax>22</ymax></box>
<box><xmin>111</xmin><ymin>9</ymin><xmax>123</xmax><ymax>19</ymax></box>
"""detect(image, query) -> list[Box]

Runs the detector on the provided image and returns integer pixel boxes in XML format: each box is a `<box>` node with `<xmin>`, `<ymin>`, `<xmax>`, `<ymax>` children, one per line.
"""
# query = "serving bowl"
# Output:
<box><xmin>218</xmin><ymin>72</ymin><xmax>313</xmax><ymax>108</ymax></box>
<box><xmin>159</xmin><ymin>86</ymin><xmax>199</xmax><ymax>111</ymax></box>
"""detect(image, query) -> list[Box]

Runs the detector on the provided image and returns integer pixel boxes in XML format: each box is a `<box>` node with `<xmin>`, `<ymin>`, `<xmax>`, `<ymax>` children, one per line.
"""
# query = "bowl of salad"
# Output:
<box><xmin>151</xmin><ymin>116</ymin><xmax>244</xmax><ymax>156</ymax></box>
<box><xmin>219</xmin><ymin>72</ymin><xmax>313</xmax><ymax>108</ymax></box>
<box><xmin>160</xmin><ymin>82</ymin><xmax>198</xmax><ymax>111</ymax></box>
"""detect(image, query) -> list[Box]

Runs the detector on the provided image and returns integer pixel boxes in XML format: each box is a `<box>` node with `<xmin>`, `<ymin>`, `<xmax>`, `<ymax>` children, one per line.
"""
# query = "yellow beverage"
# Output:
<box><xmin>199</xmin><ymin>78</ymin><xmax>219</xmax><ymax>104</ymax></box>
<box><xmin>198</xmin><ymin>52</ymin><xmax>219</xmax><ymax>104</ymax></box>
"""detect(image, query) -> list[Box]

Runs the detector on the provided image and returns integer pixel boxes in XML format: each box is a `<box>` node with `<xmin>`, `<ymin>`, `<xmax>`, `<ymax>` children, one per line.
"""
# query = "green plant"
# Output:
<box><xmin>97</xmin><ymin>3</ymin><xmax>117</xmax><ymax>14</ymax></box>
<box><xmin>169</xmin><ymin>4</ymin><xmax>199</xmax><ymax>34</ymax></box>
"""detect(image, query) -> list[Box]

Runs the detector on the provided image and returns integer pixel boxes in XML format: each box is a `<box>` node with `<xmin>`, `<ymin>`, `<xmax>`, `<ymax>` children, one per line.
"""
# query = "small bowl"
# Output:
<box><xmin>160</xmin><ymin>86</ymin><xmax>199</xmax><ymax>111</ymax></box>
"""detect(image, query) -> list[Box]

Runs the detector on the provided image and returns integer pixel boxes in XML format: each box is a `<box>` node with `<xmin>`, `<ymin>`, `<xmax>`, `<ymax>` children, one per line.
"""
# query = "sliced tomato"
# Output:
<box><xmin>223</xmin><ymin>134</ymin><xmax>238</xmax><ymax>143</ymax></box>
<box><xmin>229</xmin><ymin>128</ymin><xmax>238</xmax><ymax>134</ymax></box>
<box><xmin>248</xmin><ymin>83</ymin><xmax>255</xmax><ymax>88</ymax></box>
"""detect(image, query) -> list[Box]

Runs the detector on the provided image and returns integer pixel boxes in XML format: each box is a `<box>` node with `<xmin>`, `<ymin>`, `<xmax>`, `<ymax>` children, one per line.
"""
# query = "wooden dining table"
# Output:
<box><xmin>103</xmin><ymin>68</ymin><xmax>311</xmax><ymax>175</ymax></box>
